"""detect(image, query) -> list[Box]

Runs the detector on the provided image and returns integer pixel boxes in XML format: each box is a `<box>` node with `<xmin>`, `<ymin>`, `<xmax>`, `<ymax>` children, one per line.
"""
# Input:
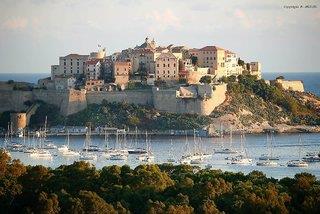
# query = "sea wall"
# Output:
<box><xmin>86</xmin><ymin>90</ymin><xmax>153</xmax><ymax>106</ymax></box>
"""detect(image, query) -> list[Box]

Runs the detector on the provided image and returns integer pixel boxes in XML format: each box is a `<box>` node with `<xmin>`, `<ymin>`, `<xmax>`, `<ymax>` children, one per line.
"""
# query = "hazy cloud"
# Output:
<box><xmin>2</xmin><ymin>17</ymin><xmax>28</xmax><ymax>30</ymax></box>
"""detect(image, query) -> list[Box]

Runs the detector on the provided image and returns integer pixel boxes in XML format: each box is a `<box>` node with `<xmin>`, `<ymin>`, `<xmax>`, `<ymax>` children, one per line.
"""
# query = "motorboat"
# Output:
<box><xmin>190</xmin><ymin>158</ymin><xmax>204</xmax><ymax>164</ymax></box>
<box><xmin>128</xmin><ymin>148</ymin><xmax>147</xmax><ymax>154</ymax></box>
<box><xmin>256</xmin><ymin>160</ymin><xmax>278</xmax><ymax>167</ymax></box>
<box><xmin>58</xmin><ymin>145</ymin><xmax>69</xmax><ymax>153</ymax></box>
<box><xmin>137</xmin><ymin>153</ymin><xmax>155</xmax><ymax>162</ymax></box>
<box><xmin>7</xmin><ymin>143</ymin><xmax>24</xmax><ymax>152</ymax></box>
<box><xmin>110</xmin><ymin>153</ymin><xmax>128</xmax><ymax>160</ymax></box>
<box><xmin>230</xmin><ymin>155</ymin><xmax>253</xmax><ymax>165</ymax></box>
<box><xmin>23</xmin><ymin>147</ymin><xmax>38</xmax><ymax>154</ymax></box>
<box><xmin>29</xmin><ymin>149</ymin><xmax>52</xmax><ymax>159</ymax></box>
<box><xmin>287</xmin><ymin>160</ymin><xmax>308</xmax><ymax>167</ymax></box>
<box><xmin>43</xmin><ymin>143</ymin><xmax>57</xmax><ymax>149</ymax></box>
<box><xmin>79</xmin><ymin>152</ymin><xmax>97</xmax><ymax>161</ymax></box>
<box><xmin>205</xmin><ymin>164</ymin><xmax>213</xmax><ymax>169</ymax></box>
<box><xmin>259</xmin><ymin>154</ymin><xmax>280</xmax><ymax>161</ymax></box>
<box><xmin>215</xmin><ymin>148</ymin><xmax>238</xmax><ymax>154</ymax></box>
<box><xmin>82</xmin><ymin>145</ymin><xmax>102</xmax><ymax>152</ymax></box>
<box><xmin>302</xmin><ymin>155</ymin><xmax>320</xmax><ymax>163</ymax></box>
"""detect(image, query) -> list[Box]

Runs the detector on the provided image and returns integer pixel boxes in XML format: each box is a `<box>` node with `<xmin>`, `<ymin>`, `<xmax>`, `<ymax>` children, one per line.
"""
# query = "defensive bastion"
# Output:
<box><xmin>0</xmin><ymin>82</ymin><xmax>227</xmax><ymax>116</ymax></box>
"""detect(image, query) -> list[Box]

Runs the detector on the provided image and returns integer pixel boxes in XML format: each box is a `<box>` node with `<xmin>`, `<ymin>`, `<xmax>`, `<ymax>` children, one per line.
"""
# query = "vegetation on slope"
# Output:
<box><xmin>1</xmin><ymin>151</ymin><xmax>320</xmax><ymax>213</ymax></box>
<box><xmin>66</xmin><ymin>101</ymin><xmax>211</xmax><ymax>130</ymax></box>
<box><xmin>212</xmin><ymin>75</ymin><xmax>320</xmax><ymax>126</ymax></box>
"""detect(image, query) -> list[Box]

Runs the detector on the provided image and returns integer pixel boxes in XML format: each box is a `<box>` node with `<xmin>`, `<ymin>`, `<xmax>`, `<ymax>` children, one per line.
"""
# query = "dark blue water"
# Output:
<box><xmin>0</xmin><ymin>73</ymin><xmax>50</xmax><ymax>84</ymax></box>
<box><xmin>0</xmin><ymin>72</ymin><xmax>319</xmax><ymax>96</ymax></box>
<box><xmin>263</xmin><ymin>72</ymin><xmax>320</xmax><ymax>97</ymax></box>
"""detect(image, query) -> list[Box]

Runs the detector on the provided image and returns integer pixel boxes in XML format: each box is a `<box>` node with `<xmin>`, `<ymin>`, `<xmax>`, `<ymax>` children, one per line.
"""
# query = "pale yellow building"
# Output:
<box><xmin>113</xmin><ymin>61</ymin><xmax>131</xmax><ymax>87</ymax></box>
<box><xmin>155</xmin><ymin>52</ymin><xmax>179</xmax><ymax>81</ymax></box>
<box><xmin>249</xmin><ymin>62</ymin><xmax>262</xmax><ymax>79</ymax></box>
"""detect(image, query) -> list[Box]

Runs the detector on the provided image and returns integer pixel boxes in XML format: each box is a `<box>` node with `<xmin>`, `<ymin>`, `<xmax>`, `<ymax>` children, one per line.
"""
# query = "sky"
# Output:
<box><xmin>0</xmin><ymin>0</ymin><xmax>319</xmax><ymax>74</ymax></box>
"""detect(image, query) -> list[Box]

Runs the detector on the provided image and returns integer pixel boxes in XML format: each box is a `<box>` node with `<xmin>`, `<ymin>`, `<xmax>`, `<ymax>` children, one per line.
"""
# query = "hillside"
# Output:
<box><xmin>211</xmin><ymin>75</ymin><xmax>320</xmax><ymax>133</ymax></box>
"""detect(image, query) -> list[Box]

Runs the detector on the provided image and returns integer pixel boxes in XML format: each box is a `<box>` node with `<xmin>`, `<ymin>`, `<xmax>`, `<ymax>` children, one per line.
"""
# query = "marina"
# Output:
<box><xmin>1</xmin><ymin>132</ymin><xmax>320</xmax><ymax>179</ymax></box>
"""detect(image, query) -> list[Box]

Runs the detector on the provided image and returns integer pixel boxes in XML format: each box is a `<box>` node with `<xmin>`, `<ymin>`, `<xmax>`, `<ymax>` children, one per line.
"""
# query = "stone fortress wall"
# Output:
<box><xmin>0</xmin><ymin>83</ymin><xmax>227</xmax><ymax>116</ymax></box>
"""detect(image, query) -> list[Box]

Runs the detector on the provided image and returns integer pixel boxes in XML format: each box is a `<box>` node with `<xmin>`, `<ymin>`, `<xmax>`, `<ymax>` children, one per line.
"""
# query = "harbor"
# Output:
<box><xmin>1</xmin><ymin>132</ymin><xmax>320</xmax><ymax>179</ymax></box>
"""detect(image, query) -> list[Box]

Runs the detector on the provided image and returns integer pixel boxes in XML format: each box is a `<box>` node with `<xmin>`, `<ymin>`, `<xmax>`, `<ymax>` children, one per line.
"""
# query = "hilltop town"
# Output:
<box><xmin>0</xmin><ymin>37</ymin><xmax>319</xmax><ymax>135</ymax></box>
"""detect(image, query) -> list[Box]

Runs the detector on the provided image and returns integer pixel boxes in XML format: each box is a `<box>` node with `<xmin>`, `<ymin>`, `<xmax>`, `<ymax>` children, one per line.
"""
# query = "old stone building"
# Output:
<box><xmin>155</xmin><ymin>52</ymin><xmax>179</xmax><ymax>81</ymax></box>
<box><xmin>113</xmin><ymin>61</ymin><xmax>131</xmax><ymax>87</ymax></box>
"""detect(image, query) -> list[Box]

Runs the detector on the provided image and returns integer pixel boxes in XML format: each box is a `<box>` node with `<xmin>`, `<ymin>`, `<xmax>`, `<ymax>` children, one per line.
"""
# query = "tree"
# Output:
<box><xmin>199</xmin><ymin>75</ymin><xmax>212</xmax><ymax>84</ymax></box>
<box><xmin>78</xmin><ymin>190</ymin><xmax>116</xmax><ymax>214</ymax></box>
<box><xmin>191</xmin><ymin>56</ymin><xmax>198</xmax><ymax>66</ymax></box>
<box><xmin>238</xmin><ymin>58</ymin><xmax>245</xmax><ymax>66</ymax></box>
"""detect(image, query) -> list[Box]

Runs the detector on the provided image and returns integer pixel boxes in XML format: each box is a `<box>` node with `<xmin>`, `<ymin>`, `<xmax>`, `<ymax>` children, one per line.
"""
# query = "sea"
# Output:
<box><xmin>0</xmin><ymin>72</ymin><xmax>319</xmax><ymax>96</ymax></box>
<box><xmin>1</xmin><ymin>133</ymin><xmax>320</xmax><ymax>179</ymax></box>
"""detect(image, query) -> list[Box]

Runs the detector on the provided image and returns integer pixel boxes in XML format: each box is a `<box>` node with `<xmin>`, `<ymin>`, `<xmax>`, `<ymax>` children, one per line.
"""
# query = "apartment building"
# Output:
<box><xmin>155</xmin><ymin>52</ymin><xmax>179</xmax><ymax>81</ymax></box>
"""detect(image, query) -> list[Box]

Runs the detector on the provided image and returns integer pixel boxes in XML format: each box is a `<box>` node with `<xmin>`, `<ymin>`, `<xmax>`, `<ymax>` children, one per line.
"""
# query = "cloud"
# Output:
<box><xmin>2</xmin><ymin>17</ymin><xmax>28</xmax><ymax>30</ymax></box>
<box><xmin>145</xmin><ymin>9</ymin><xmax>181</xmax><ymax>33</ymax></box>
<box><xmin>234</xmin><ymin>9</ymin><xmax>253</xmax><ymax>28</ymax></box>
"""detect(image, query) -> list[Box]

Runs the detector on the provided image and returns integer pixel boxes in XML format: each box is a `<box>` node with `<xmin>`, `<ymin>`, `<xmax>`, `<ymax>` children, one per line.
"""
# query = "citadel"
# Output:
<box><xmin>0</xmin><ymin>38</ymin><xmax>305</xmax><ymax>130</ymax></box>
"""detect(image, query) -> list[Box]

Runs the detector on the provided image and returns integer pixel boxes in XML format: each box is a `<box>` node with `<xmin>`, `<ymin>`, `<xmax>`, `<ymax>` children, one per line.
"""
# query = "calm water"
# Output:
<box><xmin>2</xmin><ymin>133</ymin><xmax>320</xmax><ymax>179</ymax></box>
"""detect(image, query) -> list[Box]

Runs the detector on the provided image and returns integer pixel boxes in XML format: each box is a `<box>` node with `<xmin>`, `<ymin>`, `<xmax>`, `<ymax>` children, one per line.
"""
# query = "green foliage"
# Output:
<box><xmin>29</xmin><ymin>101</ymin><xmax>65</xmax><ymax>128</ymax></box>
<box><xmin>66</xmin><ymin>101</ymin><xmax>211</xmax><ymax>130</ymax></box>
<box><xmin>0</xmin><ymin>111</ymin><xmax>11</xmax><ymax>129</ymax></box>
<box><xmin>1</xmin><ymin>152</ymin><xmax>320</xmax><ymax>213</ymax></box>
<box><xmin>213</xmin><ymin>75</ymin><xmax>320</xmax><ymax>126</ymax></box>
<box><xmin>199</xmin><ymin>76</ymin><xmax>212</xmax><ymax>84</ymax></box>
<box><xmin>191</xmin><ymin>56</ymin><xmax>198</xmax><ymax>66</ymax></box>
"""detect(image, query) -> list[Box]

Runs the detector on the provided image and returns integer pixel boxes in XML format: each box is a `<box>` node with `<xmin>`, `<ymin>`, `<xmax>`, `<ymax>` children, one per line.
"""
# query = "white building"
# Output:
<box><xmin>225</xmin><ymin>50</ymin><xmax>243</xmax><ymax>77</ymax></box>
<box><xmin>86</xmin><ymin>59</ymin><xmax>101</xmax><ymax>80</ymax></box>
<box><xmin>52</xmin><ymin>54</ymin><xmax>89</xmax><ymax>78</ymax></box>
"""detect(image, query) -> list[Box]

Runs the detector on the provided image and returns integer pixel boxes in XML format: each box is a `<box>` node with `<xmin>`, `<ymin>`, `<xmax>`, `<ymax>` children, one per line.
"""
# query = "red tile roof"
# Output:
<box><xmin>199</xmin><ymin>46</ymin><xmax>225</xmax><ymax>51</ymax></box>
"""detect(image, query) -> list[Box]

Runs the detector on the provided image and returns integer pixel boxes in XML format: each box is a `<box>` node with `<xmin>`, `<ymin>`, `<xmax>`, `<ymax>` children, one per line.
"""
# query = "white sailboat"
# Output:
<box><xmin>167</xmin><ymin>139</ymin><xmax>175</xmax><ymax>163</ymax></box>
<box><xmin>128</xmin><ymin>127</ymin><xmax>147</xmax><ymax>154</ymax></box>
<box><xmin>109</xmin><ymin>129</ymin><xmax>128</xmax><ymax>161</ymax></box>
<box><xmin>137</xmin><ymin>131</ymin><xmax>154</xmax><ymax>163</ymax></box>
<box><xmin>230</xmin><ymin>132</ymin><xmax>252</xmax><ymax>165</ymax></box>
<box><xmin>60</xmin><ymin>131</ymin><xmax>79</xmax><ymax>156</ymax></box>
<box><xmin>257</xmin><ymin>132</ymin><xmax>279</xmax><ymax>166</ymax></box>
<box><xmin>79</xmin><ymin>127</ymin><xmax>97</xmax><ymax>161</ymax></box>
<box><xmin>215</xmin><ymin>126</ymin><xmax>238</xmax><ymax>154</ymax></box>
<box><xmin>258</xmin><ymin>132</ymin><xmax>280</xmax><ymax>161</ymax></box>
<box><xmin>42</xmin><ymin>116</ymin><xmax>57</xmax><ymax>150</ymax></box>
<box><xmin>287</xmin><ymin>135</ymin><xmax>308</xmax><ymax>167</ymax></box>
<box><xmin>29</xmin><ymin>131</ymin><xmax>52</xmax><ymax>159</ymax></box>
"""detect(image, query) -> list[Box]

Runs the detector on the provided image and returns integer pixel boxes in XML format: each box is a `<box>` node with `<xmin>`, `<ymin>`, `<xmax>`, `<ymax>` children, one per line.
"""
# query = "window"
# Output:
<box><xmin>77</xmin><ymin>62</ymin><xmax>79</xmax><ymax>66</ymax></box>
<box><xmin>64</xmin><ymin>62</ymin><xmax>66</xmax><ymax>66</ymax></box>
<box><xmin>167</xmin><ymin>75</ymin><xmax>170</xmax><ymax>78</ymax></box>
<box><xmin>157</xmin><ymin>64</ymin><xmax>159</xmax><ymax>67</ymax></box>
<box><xmin>163</xmin><ymin>71</ymin><xmax>165</xmax><ymax>74</ymax></box>
<box><xmin>168</xmin><ymin>64</ymin><xmax>170</xmax><ymax>67</ymax></box>
<box><xmin>174</xmin><ymin>63</ymin><xmax>176</xmax><ymax>67</ymax></box>
<box><xmin>71</xmin><ymin>62</ymin><xmax>73</xmax><ymax>66</ymax></box>
<box><xmin>163</xmin><ymin>64</ymin><xmax>165</xmax><ymax>67</ymax></box>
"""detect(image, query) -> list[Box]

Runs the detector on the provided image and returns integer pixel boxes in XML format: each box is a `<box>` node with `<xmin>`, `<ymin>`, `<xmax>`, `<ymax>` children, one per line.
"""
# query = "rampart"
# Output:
<box><xmin>0</xmin><ymin>84</ymin><xmax>226</xmax><ymax>116</ymax></box>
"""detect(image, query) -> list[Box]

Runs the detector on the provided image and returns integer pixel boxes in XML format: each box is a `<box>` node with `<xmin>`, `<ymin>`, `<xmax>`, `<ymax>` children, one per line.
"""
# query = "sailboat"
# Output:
<box><xmin>7</xmin><ymin>123</ymin><xmax>24</xmax><ymax>152</ymax></box>
<box><xmin>215</xmin><ymin>126</ymin><xmax>238</xmax><ymax>154</ymax></box>
<box><xmin>79</xmin><ymin>127</ymin><xmax>98</xmax><ymax>161</ymax></box>
<box><xmin>230</xmin><ymin>132</ymin><xmax>253</xmax><ymax>165</ymax></box>
<box><xmin>2</xmin><ymin>132</ymin><xmax>11</xmax><ymax>157</ymax></box>
<box><xmin>42</xmin><ymin>116</ymin><xmax>57</xmax><ymax>149</ymax></box>
<box><xmin>287</xmin><ymin>135</ymin><xmax>308</xmax><ymax>167</ymax></box>
<box><xmin>59</xmin><ymin>131</ymin><xmax>79</xmax><ymax>156</ymax></box>
<box><xmin>128</xmin><ymin>127</ymin><xmax>147</xmax><ymax>154</ymax></box>
<box><xmin>258</xmin><ymin>132</ymin><xmax>280</xmax><ymax>161</ymax></box>
<box><xmin>109</xmin><ymin>129</ymin><xmax>128</xmax><ymax>160</ymax></box>
<box><xmin>137</xmin><ymin>131</ymin><xmax>155</xmax><ymax>163</ymax></box>
<box><xmin>167</xmin><ymin>139</ymin><xmax>175</xmax><ymax>163</ymax></box>
<box><xmin>257</xmin><ymin>132</ymin><xmax>279</xmax><ymax>166</ymax></box>
<box><xmin>29</xmin><ymin>130</ymin><xmax>52</xmax><ymax>159</ymax></box>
